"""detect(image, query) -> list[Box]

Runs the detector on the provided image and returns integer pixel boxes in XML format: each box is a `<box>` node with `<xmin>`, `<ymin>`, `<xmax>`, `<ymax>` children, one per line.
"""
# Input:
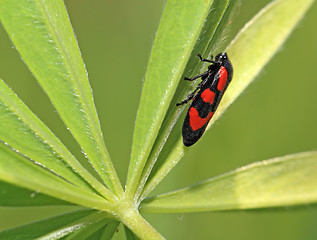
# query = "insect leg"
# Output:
<box><xmin>176</xmin><ymin>87</ymin><xmax>200</xmax><ymax>106</ymax></box>
<box><xmin>197</xmin><ymin>53</ymin><xmax>215</xmax><ymax>63</ymax></box>
<box><xmin>184</xmin><ymin>72</ymin><xmax>207</xmax><ymax>81</ymax></box>
<box><xmin>176</xmin><ymin>74</ymin><xmax>209</xmax><ymax>106</ymax></box>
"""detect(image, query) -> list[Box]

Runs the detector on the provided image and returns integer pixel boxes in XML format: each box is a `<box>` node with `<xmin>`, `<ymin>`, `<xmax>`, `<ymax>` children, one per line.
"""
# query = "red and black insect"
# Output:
<box><xmin>177</xmin><ymin>52</ymin><xmax>233</xmax><ymax>147</ymax></box>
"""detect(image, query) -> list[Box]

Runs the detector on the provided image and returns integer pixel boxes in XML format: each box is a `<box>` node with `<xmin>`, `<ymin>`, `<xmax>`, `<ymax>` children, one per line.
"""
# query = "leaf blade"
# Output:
<box><xmin>0</xmin><ymin>0</ymin><xmax>122</xmax><ymax>194</ymax></box>
<box><xmin>0</xmin><ymin>210</ymin><xmax>109</xmax><ymax>240</ymax></box>
<box><xmin>63</xmin><ymin>220</ymin><xmax>112</xmax><ymax>240</ymax></box>
<box><xmin>212</xmin><ymin>0</ymin><xmax>316</xmax><ymax>124</ymax></box>
<box><xmin>0</xmin><ymin>79</ymin><xmax>113</xmax><ymax>200</ymax></box>
<box><xmin>140</xmin><ymin>152</ymin><xmax>317</xmax><ymax>213</ymax></box>
<box><xmin>124</xmin><ymin>226</ymin><xmax>140</xmax><ymax>240</ymax></box>
<box><xmin>0</xmin><ymin>142</ymin><xmax>113</xmax><ymax>211</ymax></box>
<box><xmin>126</xmin><ymin>0</ymin><xmax>232</xmax><ymax>199</ymax></box>
<box><xmin>99</xmin><ymin>221</ymin><xmax>120</xmax><ymax>240</ymax></box>
<box><xmin>0</xmin><ymin>181</ymin><xmax>70</xmax><ymax>206</ymax></box>
<box><xmin>140</xmin><ymin>0</ymin><xmax>315</xmax><ymax>200</ymax></box>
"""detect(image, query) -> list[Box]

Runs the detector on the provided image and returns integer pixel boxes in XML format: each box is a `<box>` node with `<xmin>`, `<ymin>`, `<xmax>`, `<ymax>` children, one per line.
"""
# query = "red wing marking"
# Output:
<box><xmin>189</xmin><ymin>107</ymin><xmax>214</xmax><ymax>131</ymax></box>
<box><xmin>201</xmin><ymin>88</ymin><xmax>215</xmax><ymax>104</ymax></box>
<box><xmin>217</xmin><ymin>66</ymin><xmax>228</xmax><ymax>91</ymax></box>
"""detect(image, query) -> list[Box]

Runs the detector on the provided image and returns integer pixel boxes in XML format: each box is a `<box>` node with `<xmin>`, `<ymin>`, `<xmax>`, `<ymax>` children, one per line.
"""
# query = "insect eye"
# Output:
<box><xmin>218</xmin><ymin>52</ymin><xmax>227</xmax><ymax>60</ymax></box>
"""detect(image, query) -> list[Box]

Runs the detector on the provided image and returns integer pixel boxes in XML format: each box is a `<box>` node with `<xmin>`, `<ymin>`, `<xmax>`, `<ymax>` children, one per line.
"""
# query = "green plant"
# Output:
<box><xmin>0</xmin><ymin>0</ymin><xmax>316</xmax><ymax>239</ymax></box>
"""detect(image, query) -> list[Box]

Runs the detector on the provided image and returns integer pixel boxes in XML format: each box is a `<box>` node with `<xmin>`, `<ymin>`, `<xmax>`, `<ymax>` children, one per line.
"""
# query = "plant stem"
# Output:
<box><xmin>116</xmin><ymin>202</ymin><xmax>165</xmax><ymax>240</ymax></box>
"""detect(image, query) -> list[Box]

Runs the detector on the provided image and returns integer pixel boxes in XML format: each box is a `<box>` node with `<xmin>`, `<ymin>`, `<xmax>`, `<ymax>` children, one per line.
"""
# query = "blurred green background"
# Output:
<box><xmin>0</xmin><ymin>0</ymin><xmax>317</xmax><ymax>239</ymax></box>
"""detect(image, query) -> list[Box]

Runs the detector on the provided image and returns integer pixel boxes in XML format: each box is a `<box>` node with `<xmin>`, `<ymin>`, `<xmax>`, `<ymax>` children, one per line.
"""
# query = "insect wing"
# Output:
<box><xmin>182</xmin><ymin>73</ymin><xmax>219</xmax><ymax>146</ymax></box>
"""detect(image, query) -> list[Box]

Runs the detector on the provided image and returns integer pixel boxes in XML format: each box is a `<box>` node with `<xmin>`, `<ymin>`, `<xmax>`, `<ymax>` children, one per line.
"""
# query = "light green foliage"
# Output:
<box><xmin>0</xmin><ymin>0</ymin><xmax>315</xmax><ymax>239</ymax></box>
<box><xmin>141</xmin><ymin>152</ymin><xmax>317</xmax><ymax>212</ymax></box>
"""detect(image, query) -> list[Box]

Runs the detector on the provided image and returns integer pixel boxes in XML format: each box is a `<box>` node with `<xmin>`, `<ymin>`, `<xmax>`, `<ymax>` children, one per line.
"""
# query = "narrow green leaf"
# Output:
<box><xmin>85</xmin><ymin>224</ymin><xmax>107</xmax><ymax>240</ymax></box>
<box><xmin>0</xmin><ymin>0</ymin><xmax>122</xmax><ymax>195</ymax></box>
<box><xmin>126</xmin><ymin>0</ymin><xmax>232</xmax><ymax>199</ymax></box>
<box><xmin>0</xmin><ymin>142</ymin><xmax>113</xmax><ymax>211</ymax></box>
<box><xmin>99</xmin><ymin>221</ymin><xmax>120</xmax><ymax>240</ymax></box>
<box><xmin>140</xmin><ymin>152</ymin><xmax>317</xmax><ymax>213</ymax></box>
<box><xmin>124</xmin><ymin>226</ymin><xmax>140</xmax><ymax>240</ymax></box>
<box><xmin>64</xmin><ymin>219</ymin><xmax>109</xmax><ymax>240</ymax></box>
<box><xmin>0</xmin><ymin>181</ymin><xmax>69</xmax><ymax>206</ymax></box>
<box><xmin>140</xmin><ymin>0</ymin><xmax>315</xmax><ymax>200</ymax></box>
<box><xmin>64</xmin><ymin>220</ymin><xmax>119</xmax><ymax>240</ymax></box>
<box><xmin>0</xmin><ymin>210</ymin><xmax>107</xmax><ymax>240</ymax></box>
<box><xmin>136</xmin><ymin>0</ymin><xmax>236</xmax><ymax>203</ymax></box>
<box><xmin>212</xmin><ymin>0</ymin><xmax>315</xmax><ymax>125</ymax></box>
<box><xmin>0</xmin><ymin>79</ymin><xmax>113</xmax><ymax>200</ymax></box>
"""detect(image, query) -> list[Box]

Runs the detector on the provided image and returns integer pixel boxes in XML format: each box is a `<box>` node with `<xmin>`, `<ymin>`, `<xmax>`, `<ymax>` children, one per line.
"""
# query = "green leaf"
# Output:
<box><xmin>135</xmin><ymin>0</ymin><xmax>237</xmax><ymax>204</ymax></box>
<box><xmin>0</xmin><ymin>181</ymin><xmax>69</xmax><ymax>206</ymax></box>
<box><xmin>61</xmin><ymin>221</ymin><xmax>119</xmax><ymax>240</ymax></box>
<box><xmin>140</xmin><ymin>152</ymin><xmax>317</xmax><ymax>213</ymax></box>
<box><xmin>124</xmin><ymin>226</ymin><xmax>140</xmax><ymax>240</ymax></box>
<box><xmin>64</xmin><ymin>219</ymin><xmax>112</xmax><ymax>240</ymax></box>
<box><xmin>139</xmin><ymin>0</ymin><xmax>315</xmax><ymax>200</ymax></box>
<box><xmin>0</xmin><ymin>79</ymin><xmax>112</xmax><ymax>200</ymax></box>
<box><xmin>0</xmin><ymin>210</ymin><xmax>108</xmax><ymax>240</ymax></box>
<box><xmin>126</xmin><ymin>0</ymin><xmax>233</xmax><ymax>200</ymax></box>
<box><xmin>99</xmin><ymin>221</ymin><xmax>120</xmax><ymax>240</ymax></box>
<box><xmin>212</xmin><ymin>0</ymin><xmax>315</xmax><ymax>124</ymax></box>
<box><xmin>0</xmin><ymin>0</ymin><xmax>122</xmax><ymax>195</ymax></box>
<box><xmin>63</xmin><ymin>220</ymin><xmax>119</xmax><ymax>240</ymax></box>
<box><xmin>0</xmin><ymin>141</ymin><xmax>113</xmax><ymax>211</ymax></box>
